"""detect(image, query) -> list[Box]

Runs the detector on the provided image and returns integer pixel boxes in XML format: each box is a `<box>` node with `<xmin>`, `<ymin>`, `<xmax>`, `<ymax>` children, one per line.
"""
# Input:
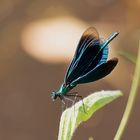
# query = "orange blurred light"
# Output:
<box><xmin>21</xmin><ymin>17</ymin><xmax>88</xmax><ymax>63</ymax></box>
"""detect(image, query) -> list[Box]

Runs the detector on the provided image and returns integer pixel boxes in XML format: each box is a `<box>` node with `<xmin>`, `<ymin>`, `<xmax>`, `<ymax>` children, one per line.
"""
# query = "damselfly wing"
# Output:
<box><xmin>51</xmin><ymin>27</ymin><xmax>118</xmax><ymax>102</ymax></box>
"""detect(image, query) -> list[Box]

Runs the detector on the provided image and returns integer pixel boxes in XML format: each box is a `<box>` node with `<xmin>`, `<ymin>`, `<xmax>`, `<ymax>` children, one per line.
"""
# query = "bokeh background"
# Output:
<box><xmin>0</xmin><ymin>0</ymin><xmax>140</xmax><ymax>140</ymax></box>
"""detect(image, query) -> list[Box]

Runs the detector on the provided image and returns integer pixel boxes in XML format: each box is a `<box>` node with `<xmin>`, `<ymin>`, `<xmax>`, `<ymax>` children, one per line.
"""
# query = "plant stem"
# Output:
<box><xmin>114</xmin><ymin>42</ymin><xmax>140</xmax><ymax>140</ymax></box>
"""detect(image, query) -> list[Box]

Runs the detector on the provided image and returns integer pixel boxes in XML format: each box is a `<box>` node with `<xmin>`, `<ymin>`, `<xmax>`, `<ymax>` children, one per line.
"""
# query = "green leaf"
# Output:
<box><xmin>58</xmin><ymin>90</ymin><xmax>123</xmax><ymax>140</ymax></box>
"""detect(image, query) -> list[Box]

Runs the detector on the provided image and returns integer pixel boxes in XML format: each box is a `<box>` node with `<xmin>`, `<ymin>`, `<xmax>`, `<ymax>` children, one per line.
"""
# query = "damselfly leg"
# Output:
<box><xmin>64</xmin><ymin>92</ymin><xmax>86</xmax><ymax>113</ymax></box>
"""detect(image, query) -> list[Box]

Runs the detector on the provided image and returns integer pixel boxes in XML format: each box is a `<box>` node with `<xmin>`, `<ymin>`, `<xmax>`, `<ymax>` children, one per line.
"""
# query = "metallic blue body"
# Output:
<box><xmin>51</xmin><ymin>27</ymin><xmax>119</xmax><ymax>101</ymax></box>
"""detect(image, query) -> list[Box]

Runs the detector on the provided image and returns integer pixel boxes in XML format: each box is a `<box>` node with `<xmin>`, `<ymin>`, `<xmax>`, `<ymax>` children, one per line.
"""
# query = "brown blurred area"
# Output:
<box><xmin>0</xmin><ymin>0</ymin><xmax>140</xmax><ymax>140</ymax></box>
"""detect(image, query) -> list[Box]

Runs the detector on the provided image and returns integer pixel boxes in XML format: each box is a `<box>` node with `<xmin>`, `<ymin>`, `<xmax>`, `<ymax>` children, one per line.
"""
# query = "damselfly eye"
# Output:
<box><xmin>51</xmin><ymin>92</ymin><xmax>57</xmax><ymax>101</ymax></box>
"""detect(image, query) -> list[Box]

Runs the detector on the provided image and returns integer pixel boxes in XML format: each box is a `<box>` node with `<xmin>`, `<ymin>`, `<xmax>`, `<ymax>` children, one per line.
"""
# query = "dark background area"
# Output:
<box><xmin>0</xmin><ymin>0</ymin><xmax>140</xmax><ymax>140</ymax></box>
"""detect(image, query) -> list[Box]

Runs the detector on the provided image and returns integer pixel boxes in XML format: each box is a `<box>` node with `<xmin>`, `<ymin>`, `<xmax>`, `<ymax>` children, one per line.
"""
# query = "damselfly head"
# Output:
<box><xmin>51</xmin><ymin>91</ymin><xmax>58</xmax><ymax>101</ymax></box>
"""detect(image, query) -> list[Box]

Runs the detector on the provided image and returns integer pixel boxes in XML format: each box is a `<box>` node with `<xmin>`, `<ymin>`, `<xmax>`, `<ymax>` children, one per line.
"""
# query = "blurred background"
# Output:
<box><xmin>0</xmin><ymin>0</ymin><xmax>140</xmax><ymax>140</ymax></box>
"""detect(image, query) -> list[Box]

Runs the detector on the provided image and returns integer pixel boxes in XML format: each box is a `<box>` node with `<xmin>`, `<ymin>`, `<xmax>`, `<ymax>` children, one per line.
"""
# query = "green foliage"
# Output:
<box><xmin>57</xmin><ymin>43</ymin><xmax>140</xmax><ymax>140</ymax></box>
<box><xmin>120</xmin><ymin>49</ymin><xmax>140</xmax><ymax>87</ymax></box>
<box><xmin>58</xmin><ymin>90</ymin><xmax>122</xmax><ymax>140</ymax></box>
<box><xmin>120</xmin><ymin>51</ymin><xmax>136</xmax><ymax>64</ymax></box>
<box><xmin>114</xmin><ymin>42</ymin><xmax>140</xmax><ymax>140</ymax></box>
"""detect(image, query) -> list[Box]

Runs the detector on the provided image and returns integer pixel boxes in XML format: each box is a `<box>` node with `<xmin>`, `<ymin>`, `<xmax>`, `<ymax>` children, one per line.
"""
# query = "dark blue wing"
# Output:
<box><xmin>71</xmin><ymin>58</ymin><xmax>118</xmax><ymax>85</ymax></box>
<box><xmin>64</xmin><ymin>27</ymin><xmax>99</xmax><ymax>84</ymax></box>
